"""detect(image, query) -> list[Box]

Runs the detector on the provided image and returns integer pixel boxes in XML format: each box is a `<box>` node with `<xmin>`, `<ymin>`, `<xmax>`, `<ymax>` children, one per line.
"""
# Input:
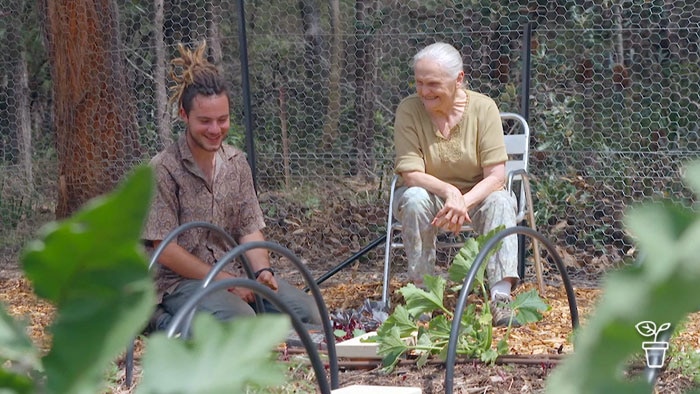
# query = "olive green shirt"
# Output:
<box><xmin>394</xmin><ymin>89</ymin><xmax>507</xmax><ymax>194</ymax></box>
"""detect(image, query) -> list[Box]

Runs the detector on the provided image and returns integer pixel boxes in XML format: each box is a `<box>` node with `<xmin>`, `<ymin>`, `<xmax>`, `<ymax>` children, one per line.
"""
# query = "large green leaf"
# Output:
<box><xmin>512</xmin><ymin>289</ymin><xmax>550</xmax><ymax>324</ymax></box>
<box><xmin>448</xmin><ymin>238</ymin><xmax>483</xmax><ymax>283</ymax></box>
<box><xmin>0</xmin><ymin>307</ymin><xmax>40</xmax><ymax>372</ymax></box>
<box><xmin>400</xmin><ymin>276</ymin><xmax>447</xmax><ymax>316</ymax></box>
<box><xmin>0</xmin><ymin>368</ymin><xmax>34</xmax><ymax>394</ymax></box>
<box><xmin>375</xmin><ymin>326</ymin><xmax>410</xmax><ymax>371</ymax></box>
<box><xmin>136</xmin><ymin>314</ymin><xmax>289</xmax><ymax>394</ymax></box>
<box><xmin>683</xmin><ymin>161</ymin><xmax>700</xmax><ymax>197</ymax></box>
<box><xmin>448</xmin><ymin>227</ymin><xmax>503</xmax><ymax>285</ymax></box>
<box><xmin>625</xmin><ymin>202</ymin><xmax>695</xmax><ymax>280</ymax></box>
<box><xmin>0</xmin><ymin>306</ymin><xmax>39</xmax><ymax>393</ymax></box>
<box><xmin>375</xmin><ymin>305</ymin><xmax>417</xmax><ymax>338</ymax></box>
<box><xmin>21</xmin><ymin>166</ymin><xmax>156</xmax><ymax>394</ymax></box>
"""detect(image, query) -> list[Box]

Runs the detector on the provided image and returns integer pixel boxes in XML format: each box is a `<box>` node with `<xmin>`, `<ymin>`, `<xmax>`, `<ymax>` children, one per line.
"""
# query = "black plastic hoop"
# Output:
<box><xmin>444</xmin><ymin>226</ymin><xmax>579</xmax><ymax>394</ymax></box>
<box><xmin>165</xmin><ymin>278</ymin><xmax>332</xmax><ymax>394</ymax></box>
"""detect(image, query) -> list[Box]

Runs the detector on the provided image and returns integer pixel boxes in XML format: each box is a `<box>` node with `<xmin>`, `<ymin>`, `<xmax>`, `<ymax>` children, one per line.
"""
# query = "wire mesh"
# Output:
<box><xmin>0</xmin><ymin>0</ymin><xmax>698</xmax><ymax>284</ymax></box>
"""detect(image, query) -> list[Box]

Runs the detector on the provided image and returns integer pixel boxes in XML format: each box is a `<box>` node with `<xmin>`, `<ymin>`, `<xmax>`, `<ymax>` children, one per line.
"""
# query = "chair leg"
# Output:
<box><xmin>523</xmin><ymin>176</ymin><xmax>546</xmax><ymax>295</ymax></box>
<box><xmin>381</xmin><ymin>226</ymin><xmax>394</xmax><ymax>306</ymax></box>
<box><xmin>517</xmin><ymin>231</ymin><xmax>527</xmax><ymax>279</ymax></box>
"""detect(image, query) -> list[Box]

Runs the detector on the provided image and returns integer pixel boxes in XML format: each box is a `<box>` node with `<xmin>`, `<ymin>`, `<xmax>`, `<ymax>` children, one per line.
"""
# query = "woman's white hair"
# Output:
<box><xmin>412</xmin><ymin>42</ymin><xmax>464</xmax><ymax>80</ymax></box>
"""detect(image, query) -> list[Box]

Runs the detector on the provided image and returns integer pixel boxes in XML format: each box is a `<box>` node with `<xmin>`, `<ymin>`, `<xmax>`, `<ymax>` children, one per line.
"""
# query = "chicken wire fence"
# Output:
<box><xmin>1</xmin><ymin>1</ymin><xmax>699</xmax><ymax>284</ymax></box>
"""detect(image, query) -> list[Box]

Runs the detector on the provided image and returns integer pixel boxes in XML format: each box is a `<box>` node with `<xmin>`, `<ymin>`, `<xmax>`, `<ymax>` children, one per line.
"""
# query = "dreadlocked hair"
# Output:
<box><xmin>169</xmin><ymin>41</ymin><xmax>229</xmax><ymax>115</ymax></box>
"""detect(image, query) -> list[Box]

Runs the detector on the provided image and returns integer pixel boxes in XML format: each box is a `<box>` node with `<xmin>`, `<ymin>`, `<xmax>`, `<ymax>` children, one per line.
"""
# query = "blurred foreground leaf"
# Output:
<box><xmin>137</xmin><ymin>314</ymin><xmax>290</xmax><ymax>393</ymax></box>
<box><xmin>545</xmin><ymin>160</ymin><xmax>700</xmax><ymax>394</ymax></box>
<box><xmin>21</xmin><ymin>166</ymin><xmax>156</xmax><ymax>394</ymax></box>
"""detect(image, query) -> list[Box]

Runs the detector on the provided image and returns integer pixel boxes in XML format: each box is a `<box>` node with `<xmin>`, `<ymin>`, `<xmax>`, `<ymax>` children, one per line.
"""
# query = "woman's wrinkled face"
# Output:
<box><xmin>414</xmin><ymin>58</ymin><xmax>463</xmax><ymax>113</ymax></box>
<box><xmin>180</xmin><ymin>93</ymin><xmax>230</xmax><ymax>153</ymax></box>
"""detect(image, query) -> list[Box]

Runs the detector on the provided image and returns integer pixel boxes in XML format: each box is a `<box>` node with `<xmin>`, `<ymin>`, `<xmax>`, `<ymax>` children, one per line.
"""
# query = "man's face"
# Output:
<box><xmin>180</xmin><ymin>93</ymin><xmax>230</xmax><ymax>153</ymax></box>
<box><xmin>414</xmin><ymin>59</ymin><xmax>463</xmax><ymax>113</ymax></box>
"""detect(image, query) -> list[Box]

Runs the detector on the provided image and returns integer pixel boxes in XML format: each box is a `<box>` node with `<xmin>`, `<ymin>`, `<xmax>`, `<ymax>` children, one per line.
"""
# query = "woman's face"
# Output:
<box><xmin>414</xmin><ymin>58</ymin><xmax>463</xmax><ymax>114</ymax></box>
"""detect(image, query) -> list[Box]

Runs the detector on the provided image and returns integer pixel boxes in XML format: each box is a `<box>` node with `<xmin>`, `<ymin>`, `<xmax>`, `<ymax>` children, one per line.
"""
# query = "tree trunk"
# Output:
<box><xmin>4</xmin><ymin>1</ymin><xmax>33</xmax><ymax>186</ymax></box>
<box><xmin>40</xmin><ymin>0</ymin><xmax>142</xmax><ymax>218</ymax></box>
<box><xmin>206</xmin><ymin>0</ymin><xmax>224</xmax><ymax>63</ymax></box>
<box><xmin>322</xmin><ymin>0</ymin><xmax>342</xmax><ymax>151</ymax></box>
<box><xmin>299</xmin><ymin>0</ymin><xmax>326</xmax><ymax>141</ymax></box>
<box><xmin>353</xmin><ymin>0</ymin><xmax>377</xmax><ymax>179</ymax></box>
<box><xmin>154</xmin><ymin>0</ymin><xmax>171</xmax><ymax>147</ymax></box>
<box><xmin>278</xmin><ymin>81</ymin><xmax>291</xmax><ymax>190</ymax></box>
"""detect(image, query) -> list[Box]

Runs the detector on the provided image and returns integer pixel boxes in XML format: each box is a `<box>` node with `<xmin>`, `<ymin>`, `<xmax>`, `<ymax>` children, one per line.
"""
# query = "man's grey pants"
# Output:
<box><xmin>392</xmin><ymin>187</ymin><xmax>520</xmax><ymax>285</ymax></box>
<box><xmin>155</xmin><ymin>278</ymin><xmax>323</xmax><ymax>331</ymax></box>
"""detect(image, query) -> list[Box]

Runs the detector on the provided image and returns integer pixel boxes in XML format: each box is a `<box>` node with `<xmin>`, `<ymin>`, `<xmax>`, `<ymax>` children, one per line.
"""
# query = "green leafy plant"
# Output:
<box><xmin>372</xmin><ymin>229</ymin><xmax>549</xmax><ymax>371</ymax></box>
<box><xmin>0</xmin><ymin>166</ymin><xmax>291</xmax><ymax>394</ymax></box>
<box><xmin>668</xmin><ymin>347</ymin><xmax>700</xmax><ymax>385</ymax></box>
<box><xmin>331</xmin><ymin>300</ymin><xmax>388</xmax><ymax>341</ymax></box>
<box><xmin>545</xmin><ymin>160</ymin><xmax>700</xmax><ymax>394</ymax></box>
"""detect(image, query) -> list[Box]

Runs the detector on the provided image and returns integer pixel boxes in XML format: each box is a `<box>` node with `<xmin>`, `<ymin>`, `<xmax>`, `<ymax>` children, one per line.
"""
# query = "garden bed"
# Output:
<box><xmin>1</xmin><ymin>274</ymin><xmax>698</xmax><ymax>393</ymax></box>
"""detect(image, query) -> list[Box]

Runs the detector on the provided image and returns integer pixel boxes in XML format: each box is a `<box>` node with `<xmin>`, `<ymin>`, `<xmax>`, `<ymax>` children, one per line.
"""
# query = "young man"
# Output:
<box><xmin>143</xmin><ymin>42</ymin><xmax>321</xmax><ymax>331</ymax></box>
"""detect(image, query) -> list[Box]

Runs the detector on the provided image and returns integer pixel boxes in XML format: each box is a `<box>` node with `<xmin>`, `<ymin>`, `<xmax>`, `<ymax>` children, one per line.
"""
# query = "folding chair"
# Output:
<box><xmin>381</xmin><ymin>112</ymin><xmax>544</xmax><ymax>305</ymax></box>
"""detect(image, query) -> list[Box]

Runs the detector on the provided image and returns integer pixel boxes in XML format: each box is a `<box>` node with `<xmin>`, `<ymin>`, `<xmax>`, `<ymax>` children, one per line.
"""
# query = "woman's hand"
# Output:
<box><xmin>432</xmin><ymin>188</ymin><xmax>470</xmax><ymax>233</ymax></box>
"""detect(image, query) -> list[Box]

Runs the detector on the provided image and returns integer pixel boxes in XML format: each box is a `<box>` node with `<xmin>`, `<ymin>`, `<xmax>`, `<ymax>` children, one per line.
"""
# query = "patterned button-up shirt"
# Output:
<box><xmin>143</xmin><ymin>135</ymin><xmax>266</xmax><ymax>299</ymax></box>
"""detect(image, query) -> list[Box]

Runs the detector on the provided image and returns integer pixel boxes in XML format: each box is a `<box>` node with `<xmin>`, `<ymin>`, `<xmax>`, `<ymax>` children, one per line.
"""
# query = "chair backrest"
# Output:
<box><xmin>501</xmin><ymin>112</ymin><xmax>530</xmax><ymax>178</ymax></box>
<box><xmin>500</xmin><ymin>112</ymin><xmax>531</xmax><ymax>222</ymax></box>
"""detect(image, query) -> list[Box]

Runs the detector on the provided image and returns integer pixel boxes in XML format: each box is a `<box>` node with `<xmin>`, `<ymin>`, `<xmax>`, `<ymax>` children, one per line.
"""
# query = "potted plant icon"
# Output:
<box><xmin>635</xmin><ymin>321</ymin><xmax>671</xmax><ymax>368</ymax></box>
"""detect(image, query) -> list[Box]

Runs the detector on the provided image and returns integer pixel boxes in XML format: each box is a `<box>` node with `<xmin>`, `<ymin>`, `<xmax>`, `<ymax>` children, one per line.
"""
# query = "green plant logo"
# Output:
<box><xmin>635</xmin><ymin>321</ymin><xmax>671</xmax><ymax>369</ymax></box>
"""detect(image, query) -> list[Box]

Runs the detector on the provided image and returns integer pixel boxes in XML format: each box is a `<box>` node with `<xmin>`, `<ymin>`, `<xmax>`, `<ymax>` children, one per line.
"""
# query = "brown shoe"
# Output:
<box><xmin>490</xmin><ymin>294</ymin><xmax>521</xmax><ymax>328</ymax></box>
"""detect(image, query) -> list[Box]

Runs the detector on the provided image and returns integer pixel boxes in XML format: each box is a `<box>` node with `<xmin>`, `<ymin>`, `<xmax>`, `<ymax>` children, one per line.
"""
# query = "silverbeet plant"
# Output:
<box><xmin>371</xmin><ymin>228</ymin><xmax>549</xmax><ymax>371</ymax></box>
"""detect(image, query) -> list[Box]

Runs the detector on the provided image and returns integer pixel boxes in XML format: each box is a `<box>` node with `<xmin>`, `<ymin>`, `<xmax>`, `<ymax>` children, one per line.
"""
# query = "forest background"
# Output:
<box><xmin>1</xmin><ymin>0</ymin><xmax>699</xmax><ymax>296</ymax></box>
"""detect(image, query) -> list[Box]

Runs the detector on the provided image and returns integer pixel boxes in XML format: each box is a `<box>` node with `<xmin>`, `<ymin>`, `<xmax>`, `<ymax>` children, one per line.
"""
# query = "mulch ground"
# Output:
<box><xmin>1</xmin><ymin>274</ymin><xmax>699</xmax><ymax>393</ymax></box>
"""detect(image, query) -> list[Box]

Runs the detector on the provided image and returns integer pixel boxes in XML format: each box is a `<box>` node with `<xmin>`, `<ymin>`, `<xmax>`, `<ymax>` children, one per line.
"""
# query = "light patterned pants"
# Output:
<box><xmin>392</xmin><ymin>187</ymin><xmax>520</xmax><ymax>285</ymax></box>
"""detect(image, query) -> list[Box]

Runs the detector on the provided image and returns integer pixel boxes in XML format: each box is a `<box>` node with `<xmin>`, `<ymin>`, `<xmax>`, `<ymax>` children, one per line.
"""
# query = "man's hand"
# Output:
<box><xmin>227</xmin><ymin>286</ymin><xmax>256</xmax><ymax>303</ymax></box>
<box><xmin>228</xmin><ymin>270</ymin><xmax>277</xmax><ymax>304</ymax></box>
<box><xmin>256</xmin><ymin>270</ymin><xmax>278</xmax><ymax>291</ymax></box>
<box><xmin>216</xmin><ymin>271</ymin><xmax>257</xmax><ymax>303</ymax></box>
<box><xmin>238</xmin><ymin>230</ymin><xmax>278</xmax><ymax>292</ymax></box>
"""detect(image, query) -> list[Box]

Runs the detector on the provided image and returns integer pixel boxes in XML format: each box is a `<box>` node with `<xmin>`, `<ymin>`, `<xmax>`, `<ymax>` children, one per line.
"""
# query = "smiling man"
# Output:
<box><xmin>142</xmin><ymin>42</ymin><xmax>321</xmax><ymax>332</ymax></box>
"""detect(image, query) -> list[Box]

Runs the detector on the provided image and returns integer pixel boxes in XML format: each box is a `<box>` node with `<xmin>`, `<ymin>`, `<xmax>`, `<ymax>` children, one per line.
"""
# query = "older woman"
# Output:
<box><xmin>392</xmin><ymin>42</ymin><xmax>520</xmax><ymax>327</ymax></box>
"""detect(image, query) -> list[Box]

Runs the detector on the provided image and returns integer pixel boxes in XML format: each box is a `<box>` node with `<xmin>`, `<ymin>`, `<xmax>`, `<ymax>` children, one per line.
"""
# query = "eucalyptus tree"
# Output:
<box><xmin>39</xmin><ymin>0</ymin><xmax>142</xmax><ymax>218</ymax></box>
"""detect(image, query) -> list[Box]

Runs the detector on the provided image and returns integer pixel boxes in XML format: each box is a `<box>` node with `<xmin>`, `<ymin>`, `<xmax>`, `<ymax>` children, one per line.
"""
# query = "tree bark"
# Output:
<box><xmin>353</xmin><ymin>0</ymin><xmax>377</xmax><ymax>179</ymax></box>
<box><xmin>299</xmin><ymin>0</ymin><xmax>326</xmax><ymax>140</ymax></box>
<box><xmin>4</xmin><ymin>2</ymin><xmax>33</xmax><ymax>186</ymax></box>
<box><xmin>322</xmin><ymin>0</ymin><xmax>342</xmax><ymax>151</ymax></box>
<box><xmin>154</xmin><ymin>0</ymin><xmax>171</xmax><ymax>147</ymax></box>
<box><xmin>206</xmin><ymin>0</ymin><xmax>224</xmax><ymax>63</ymax></box>
<box><xmin>39</xmin><ymin>0</ymin><xmax>142</xmax><ymax>218</ymax></box>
